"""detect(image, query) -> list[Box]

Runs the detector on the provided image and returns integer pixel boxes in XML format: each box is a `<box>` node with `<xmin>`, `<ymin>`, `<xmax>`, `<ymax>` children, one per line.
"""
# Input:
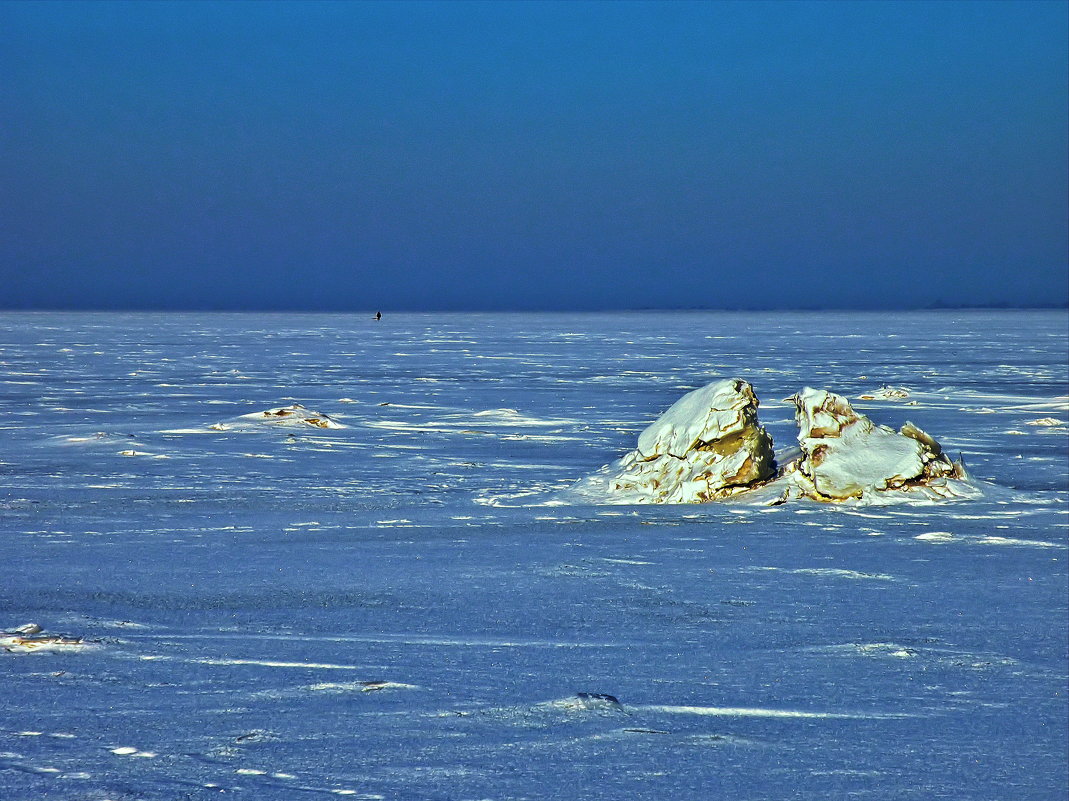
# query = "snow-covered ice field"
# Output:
<box><xmin>1</xmin><ymin>310</ymin><xmax>1066</xmax><ymax>800</ymax></box>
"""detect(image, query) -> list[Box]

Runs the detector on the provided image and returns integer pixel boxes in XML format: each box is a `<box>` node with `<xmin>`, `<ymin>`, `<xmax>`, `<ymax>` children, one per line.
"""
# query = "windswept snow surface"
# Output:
<box><xmin>0</xmin><ymin>310</ymin><xmax>1066</xmax><ymax>800</ymax></box>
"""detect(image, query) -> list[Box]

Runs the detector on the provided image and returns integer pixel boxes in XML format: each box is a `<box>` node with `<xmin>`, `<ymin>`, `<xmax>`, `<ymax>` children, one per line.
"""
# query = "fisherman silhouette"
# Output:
<box><xmin>375</xmin><ymin>311</ymin><xmax>381</xmax><ymax>321</ymax></box>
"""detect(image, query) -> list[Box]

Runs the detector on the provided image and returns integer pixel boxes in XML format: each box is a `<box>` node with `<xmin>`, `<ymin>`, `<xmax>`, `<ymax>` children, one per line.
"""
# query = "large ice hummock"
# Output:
<box><xmin>786</xmin><ymin>388</ymin><xmax>965</xmax><ymax>501</ymax></box>
<box><xmin>567</xmin><ymin>379</ymin><xmax>971</xmax><ymax>506</ymax></box>
<box><xmin>597</xmin><ymin>379</ymin><xmax>777</xmax><ymax>503</ymax></box>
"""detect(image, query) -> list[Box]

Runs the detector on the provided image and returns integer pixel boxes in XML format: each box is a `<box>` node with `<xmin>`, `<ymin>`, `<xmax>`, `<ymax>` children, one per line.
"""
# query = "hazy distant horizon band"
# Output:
<box><xmin>1</xmin><ymin>304</ymin><xmax>1067</xmax><ymax>314</ymax></box>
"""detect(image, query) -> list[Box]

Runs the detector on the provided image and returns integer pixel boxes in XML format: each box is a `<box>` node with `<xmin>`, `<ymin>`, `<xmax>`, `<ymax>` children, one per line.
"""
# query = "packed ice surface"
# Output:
<box><xmin>574</xmin><ymin>378</ymin><xmax>775</xmax><ymax>503</ymax></box>
<box><xmin>0</xmin><ymin>310</ymin><xmax>1066</xmax><ymax>800</ymax></box>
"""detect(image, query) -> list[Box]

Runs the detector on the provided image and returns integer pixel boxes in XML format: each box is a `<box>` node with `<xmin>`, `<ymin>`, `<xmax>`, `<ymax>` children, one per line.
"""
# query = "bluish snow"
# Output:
<box><xmin>0</xmin><ymin>310</ymin><xmax>1066</xmax><ymax>800</ymax></box>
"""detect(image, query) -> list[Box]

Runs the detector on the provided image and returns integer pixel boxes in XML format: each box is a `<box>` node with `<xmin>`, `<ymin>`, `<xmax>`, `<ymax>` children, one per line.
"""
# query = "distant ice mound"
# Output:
<box><xmin>857</xmin><ymin>385</ymin><xmax>911</xmax><ymax>400</ymax></box>
<box><xmin>243</xmin><ymin>404</ymin><xmax>344</xmax><ymax>429</ymax></box>
<box><xmin>163</xmin><ymin>403</ymin><xmax>346</xmax><ymax>435</ymax></box>
<box><xmin>783</xmin><ymin>388</ymin><xmax>968</xmax><ymax>502</ymax></box>
<box><xmin>1</xmin><ymin>623</ymin><xmax>96</xmax><ymax>654</ymax></box>
<box><xmin>571</xmin><ymin>379</ymin><xmax>777</xmax><ymax>503</ymax></box>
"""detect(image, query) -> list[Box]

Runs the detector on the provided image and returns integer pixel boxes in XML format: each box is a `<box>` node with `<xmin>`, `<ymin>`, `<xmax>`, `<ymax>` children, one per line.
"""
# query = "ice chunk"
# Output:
<box><xmin>162</xmin><ymin>402</ymin><xmax>347</xmax><ymax>435</ymax></box>
<box><xmin>857</xmin><ymin>386</ymin><xmax>911</xmax><ymax>400</ymax></box>
<box><xmin>787</xmin><ymin>388</ymin><xmax>965</xmax><ymax>501</ymax></box>
<box><xmin>1</xmin><ymin>623</ymin><xmax>95</xmax><ymax>653</ymax></box>
<box><xmin>594</xmin><ymin>379</ymin><xmax>777</xmax><ymax>503</ymax></box>
<box><xmin>573</xmin><ymin>692</ymin><xmax>624</xmax><ymax>712</ymax></box>
<box><xmin>244</xmin><ymin>404</ymin><xmax>344</xmax><ymax>429</ymax></box>
<box><xmin>561</xmin><ymin>381</ymin><xmax>972</xmax><ymax>507</ymax></box>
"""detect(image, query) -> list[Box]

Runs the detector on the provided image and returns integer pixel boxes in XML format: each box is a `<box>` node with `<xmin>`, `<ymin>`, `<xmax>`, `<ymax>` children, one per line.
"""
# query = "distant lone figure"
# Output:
<box><xmin>375</xmin><ymin>311</ymin><xmax>381</xmax><ymax>321</ymax></box>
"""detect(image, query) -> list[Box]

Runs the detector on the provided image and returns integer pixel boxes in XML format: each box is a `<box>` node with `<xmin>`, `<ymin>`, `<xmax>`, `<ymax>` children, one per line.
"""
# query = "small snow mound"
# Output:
<box><xmin>247</xmin><ymin>404</ymin><xmax>345</xmax><ymax>429</ymax></box>
<box><xmin>857</xmin><ymin>386</ymin><xmax>911</xmax><ymax>400</ymax></box>
<box><xmin>915</xmin><ymin>531</ymin><xmax>955</xmax><ymax>542</ymax></box>
<box><xmin>573</xmin><ymin>692</ymin><xmax>625</xmax><ymax>712</ymax></box>
<box><xmin>306</xmin><ymin>681</ymin><xmax>419</xmax><ymax>693</ymax></box>
<box><xmin>1</xmin><ymin>623</ymin><xmax>97</xmax><ymax>654</ymax></box>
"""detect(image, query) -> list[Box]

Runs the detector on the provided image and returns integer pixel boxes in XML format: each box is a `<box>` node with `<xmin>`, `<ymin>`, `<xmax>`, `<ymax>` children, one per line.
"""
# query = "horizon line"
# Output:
<box><xmin>0</xmin><ymin>303</ymin><xmax>1066</xmax><ymax>314</ymax></box>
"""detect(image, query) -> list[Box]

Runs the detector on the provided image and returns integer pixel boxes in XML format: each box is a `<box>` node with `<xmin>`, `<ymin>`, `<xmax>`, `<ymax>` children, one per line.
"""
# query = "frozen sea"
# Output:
<box><xmin>1</xmin><ymin>310</ymin><xmax>1066</xmax><ymax>801</ymax></box>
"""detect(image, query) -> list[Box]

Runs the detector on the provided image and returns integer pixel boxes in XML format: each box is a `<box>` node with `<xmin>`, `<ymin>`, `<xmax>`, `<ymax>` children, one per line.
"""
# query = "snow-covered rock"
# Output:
<box><xmin>786</xmin><ymin>388</ymin><xmax>965</xmax><ymax>501</ymax></box>
<box><xmin>596</xmin><ymin>379</ymin><xmax>776</xmax><ymax>503</ymax></box>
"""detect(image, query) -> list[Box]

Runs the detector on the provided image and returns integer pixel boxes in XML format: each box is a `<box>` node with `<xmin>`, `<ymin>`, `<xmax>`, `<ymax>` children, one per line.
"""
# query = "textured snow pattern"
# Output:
<box><xmin>0</xmin><ymin>310</ymin><xmax>1065</xmax><ymax>801</ymax></box>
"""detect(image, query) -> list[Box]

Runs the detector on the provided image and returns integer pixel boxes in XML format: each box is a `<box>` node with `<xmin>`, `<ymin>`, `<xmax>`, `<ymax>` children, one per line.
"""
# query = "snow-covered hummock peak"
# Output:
<box><xmin>787</xmin><ymin>387</ymin><xmax>965</xmax><ymax>501</ymax></box>
<box><xmin>598</xmin><ymin>378</ymin><xmax>777</xmax><ymax>504</ymax></box>
<box><xmin>636</xmin><ymin>379</ymin><xmax>764</xmax><ymax>459</ymax></box>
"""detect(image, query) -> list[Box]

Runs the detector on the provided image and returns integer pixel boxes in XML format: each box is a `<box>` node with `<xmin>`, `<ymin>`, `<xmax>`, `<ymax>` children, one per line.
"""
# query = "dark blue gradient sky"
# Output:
<box><xmin>1</xmin><ymin>0</ymin><xmax>1066</xmax><ymax>310</ymax></box>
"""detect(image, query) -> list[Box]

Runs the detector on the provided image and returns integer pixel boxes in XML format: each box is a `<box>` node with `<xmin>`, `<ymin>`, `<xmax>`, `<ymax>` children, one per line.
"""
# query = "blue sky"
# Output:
<box><xmin>1</xmin><ymin>0</ymin><xmax>1066</xmax><ymax>310</ymax></box>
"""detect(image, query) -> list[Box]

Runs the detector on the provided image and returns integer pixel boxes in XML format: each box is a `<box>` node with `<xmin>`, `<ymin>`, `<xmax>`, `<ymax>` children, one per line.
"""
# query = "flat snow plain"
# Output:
<box><xmin>0</xmin><ymin>310</ymin><xmax>1066</xmax><ymax>801</ymax></box>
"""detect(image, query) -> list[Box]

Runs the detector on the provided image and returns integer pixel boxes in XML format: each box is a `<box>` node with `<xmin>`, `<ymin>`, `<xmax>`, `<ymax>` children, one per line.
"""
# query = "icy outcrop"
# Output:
<box><xmin>786</xmin><ymin>388</ymin><xmax>965</xmax><ymax>501</ymax></box>
<box><xmin>247</xmin><ymin>404</ymin><xmax>344</xmax><ymax>429</ymax></box>
<box><xmin>571</xmin><ymin>693</ymin><xmax>625</xmax><ymax>712</ymax></box>
<box><xmin>248</xmin><ymin>402</ymin><xmax>339</xmax><ymax>427</ymax></box>
<box><xmin>598</xmin><ymin>379</ymin><xmax>776</xmax><ymax>503</ymax></box>
<box><xmin>1</xmin><ymin>623</ymin><xmax>94</xmax><ymax>653</ymax></box>
<box><xmin>1025</xmin><ymin>417</ymin><xmax>1065</xmax><ymax>427</ymax></box>
<box><xmin>162</xmin><ymin>403</ymin><xmax>346</xmax><ymax>435</ymax></box>
<box><xmin>857</xmin><ymin>386</ymin><xmax>911</xmax><ymax>400</ymax></box>
<box><xmin>552</xmin><ymin>380</ymin><xmax>974</xmax><ymax>508</ymax></box>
